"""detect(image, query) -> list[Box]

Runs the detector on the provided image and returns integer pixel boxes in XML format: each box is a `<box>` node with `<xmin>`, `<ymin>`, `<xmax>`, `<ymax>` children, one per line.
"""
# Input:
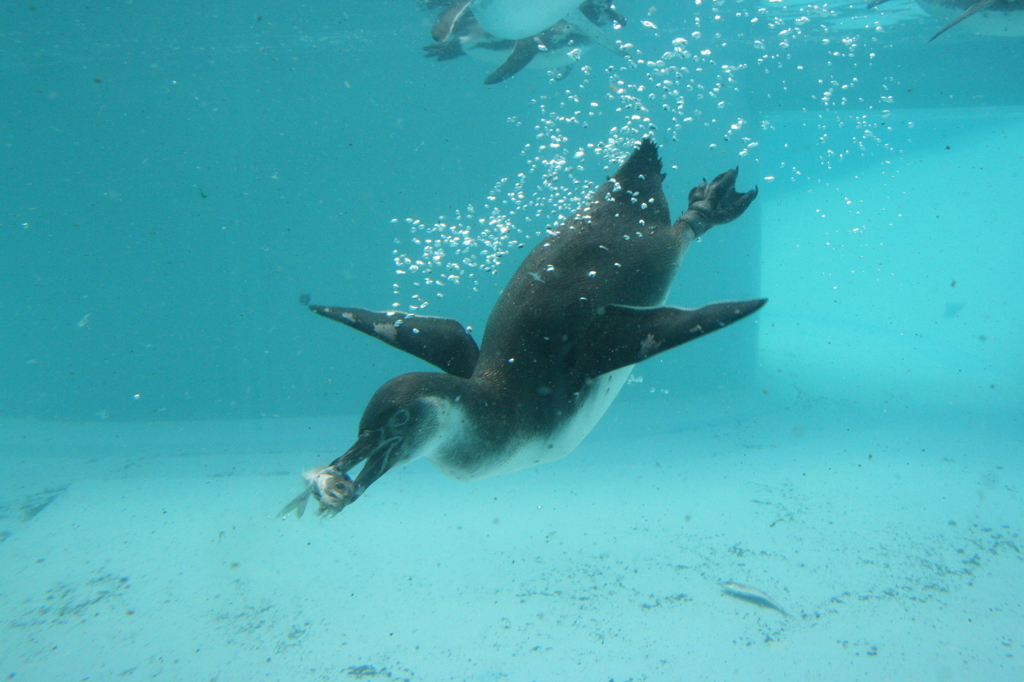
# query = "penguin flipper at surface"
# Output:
<box><xmin>484</xmin><ymin>38</ymin><xmax>540</xmax><ymax>84</ymax></box>
<box><xmin>310</xmin><ymin>305</ymin><xmax>479</xmax><ymax>379</ymax></box>
<box><xmin>928</xmin><ymin>0</ymin><xmax>999</xmax><ymax>41</ymax></box>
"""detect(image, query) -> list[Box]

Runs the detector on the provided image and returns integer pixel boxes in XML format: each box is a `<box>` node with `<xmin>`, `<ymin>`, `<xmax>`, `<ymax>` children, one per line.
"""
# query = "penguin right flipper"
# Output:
<box><xmin>580</xmin><ymin>299</ymin><xmax>768</xmax><ymax>378</ymax></box>
<box><xmin>310</xmin><ymin>305</ymin><xmax>480</xmax><ymax>379</ymax></box>
<box><xmin>484</xmin><ymin>39</ymin><xmax>539</xmax><ymax>84</ymax></box>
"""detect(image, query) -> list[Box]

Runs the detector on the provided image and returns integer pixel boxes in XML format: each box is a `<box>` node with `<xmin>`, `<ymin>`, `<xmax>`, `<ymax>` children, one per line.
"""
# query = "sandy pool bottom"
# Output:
<box><xmin>0</xmin><ymin>394</ymin><xmax>1021</xmax><ymax>682</ymax></box>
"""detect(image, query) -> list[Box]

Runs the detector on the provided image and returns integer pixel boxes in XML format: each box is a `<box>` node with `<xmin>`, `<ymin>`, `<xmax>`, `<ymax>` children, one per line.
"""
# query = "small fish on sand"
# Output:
<box><xmin>720</xmin><ymin>581</ymin><xmax>790</xmax><ymax>616</ymax></box>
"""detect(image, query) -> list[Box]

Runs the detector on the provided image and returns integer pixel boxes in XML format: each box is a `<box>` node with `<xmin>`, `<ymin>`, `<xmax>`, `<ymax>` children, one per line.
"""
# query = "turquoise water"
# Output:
<box><xmin>1</xmin><ymin>1</ymin><xmax>1022</xmax><ymax>680</ymax></box>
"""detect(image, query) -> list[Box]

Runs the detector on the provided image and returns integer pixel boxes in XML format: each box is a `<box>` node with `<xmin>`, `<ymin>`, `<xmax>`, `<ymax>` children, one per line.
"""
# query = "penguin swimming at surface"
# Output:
<box><xmin>868</xmin><ymin>0</ymin><xmax>1024</xmax><ymax>41</ymax></box>
<box><xmin>423</xmin><ymin>0</ymin><xmax>626</xmax><ymax>84</ymax></box>
<box><xmin>281</xmin><ymin>138</ymin><xmax>764</xmax><ymax>519</ymax></box>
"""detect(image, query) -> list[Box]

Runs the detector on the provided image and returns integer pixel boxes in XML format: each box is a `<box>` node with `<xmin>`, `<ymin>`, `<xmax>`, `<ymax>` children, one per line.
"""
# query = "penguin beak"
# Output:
<box><xmin>309</xmin><ymin>430</ymin><xmax>402</xmax><ymax>516</ymax></box>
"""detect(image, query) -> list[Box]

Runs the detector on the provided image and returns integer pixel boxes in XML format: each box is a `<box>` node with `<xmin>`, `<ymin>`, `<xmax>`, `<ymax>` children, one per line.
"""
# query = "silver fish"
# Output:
<box><xmin>720</xmin><ymin>581</ymin><xmax>790</xmax><ymax>616</ymax></box>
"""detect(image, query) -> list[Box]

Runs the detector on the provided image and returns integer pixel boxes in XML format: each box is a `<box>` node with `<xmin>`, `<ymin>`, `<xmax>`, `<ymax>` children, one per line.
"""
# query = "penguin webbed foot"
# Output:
<box><xmin>680</xmin><ymin>168</ymin><xmax>758</xmax><ymax>238</ymax></box>
<box><xmin>423</xmin><ymin>41</ymin><xmax>466</xmax><ymax>62</ymax></box>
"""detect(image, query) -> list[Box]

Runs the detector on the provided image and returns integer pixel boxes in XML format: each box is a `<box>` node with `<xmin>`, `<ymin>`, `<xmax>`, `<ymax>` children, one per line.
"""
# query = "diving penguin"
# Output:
<box><xmin>281</xmin><ymin>138</ymin><xmax>764</xmax><ymax>518</ymax></box>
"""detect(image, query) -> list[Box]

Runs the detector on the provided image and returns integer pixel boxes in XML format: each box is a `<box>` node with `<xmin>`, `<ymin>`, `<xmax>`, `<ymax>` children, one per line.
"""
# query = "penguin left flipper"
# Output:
<box><xmin>310</xmin><ymin>305</ymin><xmax>479</xmax><ymax>379</ymax></box>
<box><xmin>581</xmin><ymin>299</ymin><xmax>768</xmax><ymax>378</ymax></box>
<box><xmin>484</xmin><ymin>38</ymin><xmax>540</xmax><ymax>85</ymax></box>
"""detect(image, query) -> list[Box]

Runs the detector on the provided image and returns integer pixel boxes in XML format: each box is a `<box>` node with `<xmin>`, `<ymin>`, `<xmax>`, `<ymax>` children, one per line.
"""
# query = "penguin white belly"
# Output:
<box><xmin>432</xmin><ymin>365</ymin><xmax>634</xmax><ymax>481</ymax></box>
<box><xmin>472</xmin><ymin>0</ymin><xmax>582</xmax><ymax>39</ymax></box>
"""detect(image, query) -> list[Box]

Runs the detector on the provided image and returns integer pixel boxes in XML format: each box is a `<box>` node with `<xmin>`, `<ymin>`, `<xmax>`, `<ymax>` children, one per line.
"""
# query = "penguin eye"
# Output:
<box><xmin>389</xmin><ymin>409</ymin><xmax>410</xmax><ymax>428</ymax></box>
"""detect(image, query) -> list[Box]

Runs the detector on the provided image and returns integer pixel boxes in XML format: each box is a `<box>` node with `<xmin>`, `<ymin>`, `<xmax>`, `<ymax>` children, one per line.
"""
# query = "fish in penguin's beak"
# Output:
<box><xmin>279</xmin><ymin>429</ymin><xmax>402</xmax><ymax>519</ymax></box>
